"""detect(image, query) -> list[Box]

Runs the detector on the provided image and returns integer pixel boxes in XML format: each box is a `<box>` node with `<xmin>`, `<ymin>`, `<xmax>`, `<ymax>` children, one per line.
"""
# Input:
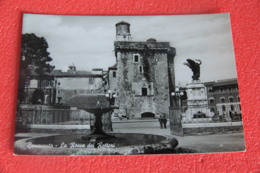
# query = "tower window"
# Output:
<box><xmin>139</xmin><ymin>66</ymin><xmax>143</xmax><ymax>73</ymax></box>
<box><xmin>133</xmin><ymin>54</ymin><xmax>140</xmax><ymax>62</ymax></box>
<box><xmin>113</xmin><ymin>71</ymin><xmax>116</xmax><ymax>78</ymax></box>
<box><xmin>142</xmin><ymin>87</ymin><xmax>148</xmax><ymax>96</ymax></box>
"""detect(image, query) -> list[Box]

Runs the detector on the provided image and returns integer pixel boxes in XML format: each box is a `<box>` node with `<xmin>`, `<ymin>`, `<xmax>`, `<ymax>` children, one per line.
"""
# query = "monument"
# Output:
<box><xmin>182</xmin><ymin>59</ymin><xmax>213</xmax><ymax>123</ymax></box>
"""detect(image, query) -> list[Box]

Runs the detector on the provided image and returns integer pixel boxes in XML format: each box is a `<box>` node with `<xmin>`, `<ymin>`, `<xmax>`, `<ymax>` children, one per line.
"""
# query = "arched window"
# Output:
<box><xmin>209</xmin><ymin>97</ymin><xmax>215</xmax><ymax>104</ymax></box>
<box><xmin>210</xmin><ymin>107</ymin><xmax>215</xmax><ymax>112</ymax></box>
<box><xmin>229</xmin><ymin>96</ymin><xmax>234</xmax><ymax>103</ymax></box>
<box><xmin>220</xmin><ymin>97</ymin><xmax>225</xmax><ymax>103</ymax></box>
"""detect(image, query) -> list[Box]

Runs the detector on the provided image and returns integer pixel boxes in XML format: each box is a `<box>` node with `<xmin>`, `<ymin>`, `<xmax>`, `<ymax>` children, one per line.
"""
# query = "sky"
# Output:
<box><xmin>22</xmin><ymin>13</ymin><xmax>238</xmax><ymax>86</ymax></box>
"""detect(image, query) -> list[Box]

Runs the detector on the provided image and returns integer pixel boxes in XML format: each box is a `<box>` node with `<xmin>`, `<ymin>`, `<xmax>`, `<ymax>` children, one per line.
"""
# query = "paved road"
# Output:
<box><xmin>112</xmin><ymin>119</ymin><xmax>246</xmax><ymax>153</ymax></box>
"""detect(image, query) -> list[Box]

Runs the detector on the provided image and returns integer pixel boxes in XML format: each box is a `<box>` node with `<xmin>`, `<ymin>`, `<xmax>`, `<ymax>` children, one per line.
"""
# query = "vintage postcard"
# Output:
<box><xmin>14</xmin><ymin>13</ymin><xmax>245</xmax><ymax>155</ymax></box>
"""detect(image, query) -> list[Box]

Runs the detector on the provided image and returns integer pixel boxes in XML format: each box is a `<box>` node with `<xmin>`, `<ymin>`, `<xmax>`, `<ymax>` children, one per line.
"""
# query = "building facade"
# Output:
<box><xmin>23</xmin><ymin>65</ymin><xmax>106</xmax><ymax>105</ymax></box>
<box><xmin>111</xmin><ymin>21</ymin><xmax>176</xmax><ymax>119</ymax></box>
<box><xmin>204</xmin><ymin>78</ymin><xmax>241</xmax><ymax>121</ymax></box>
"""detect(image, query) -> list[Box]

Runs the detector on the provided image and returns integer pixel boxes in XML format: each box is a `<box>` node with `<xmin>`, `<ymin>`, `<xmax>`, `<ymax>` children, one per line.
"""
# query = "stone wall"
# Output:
<box><xmin>114</xmin><ymin>40</ymin><xmax>175</xmax><ymax>119</ymax></box>
<box><xmin>153</xmin><ymin>53</ymin><xmax>171</xmax><ymax>116</ymax></box>
<box><xmin>182</xmin><ymin>122</ymin><xmax>243</xmax><ymax>135</ymax></box>
<box><xmin>183</xmin><ymin>126</ymin><xmax>243</xmax><ymax>135</ymax></box>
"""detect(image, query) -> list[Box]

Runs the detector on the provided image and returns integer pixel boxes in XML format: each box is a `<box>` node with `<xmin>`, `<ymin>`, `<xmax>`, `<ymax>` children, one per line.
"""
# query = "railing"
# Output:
<box><xmin>171</xmin><ymin>106</ymin><xmax>242</xmax><ymax>124</ymax></box>
<box><xmin>16</xmin><ymin>107</ymin><xmax>70</xmax><ymax>125</ymax></box>
<box><xmin>16</xmin><ymin>106</ymin><xmax>94</xmax><ymax>125</ymax></box>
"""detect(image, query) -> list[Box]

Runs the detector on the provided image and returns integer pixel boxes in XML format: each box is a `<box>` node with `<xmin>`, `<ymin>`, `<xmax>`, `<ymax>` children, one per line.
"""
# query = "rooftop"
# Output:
<box><xmin>204</xmin><ymin>78</ymin><xmax>238</xmax><ymax>87</ymax></box>
<box><xmin>49</xmin><ymin>69</ymin><xmax>102</xmax><ymax>77</ymax></box>
<box><xmin>115</xmin><ymin>21</ymin><xmax>130</xmax><ymax>26</ymax></box>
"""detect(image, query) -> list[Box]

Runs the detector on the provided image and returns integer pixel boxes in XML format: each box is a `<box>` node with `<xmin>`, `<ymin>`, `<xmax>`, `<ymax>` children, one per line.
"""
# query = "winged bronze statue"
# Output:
<box><xmin>183</xmin><ymin>59</ymin><xmax>202</xmax><ymax>80</ymax></box>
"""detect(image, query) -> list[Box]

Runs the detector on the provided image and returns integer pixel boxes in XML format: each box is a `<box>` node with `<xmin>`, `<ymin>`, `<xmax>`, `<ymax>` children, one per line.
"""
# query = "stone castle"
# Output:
<box><xmin>109</xmin><ymin>21</ymin><xmax>176</xmax><ymax>119</ymax></box>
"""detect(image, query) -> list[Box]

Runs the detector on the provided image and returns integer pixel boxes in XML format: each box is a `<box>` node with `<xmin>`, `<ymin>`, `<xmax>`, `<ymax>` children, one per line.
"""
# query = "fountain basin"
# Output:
<box><xmin>14</xmin><ymin>133</ymin><xmax>183</xmax><ymax>155</ymax></box>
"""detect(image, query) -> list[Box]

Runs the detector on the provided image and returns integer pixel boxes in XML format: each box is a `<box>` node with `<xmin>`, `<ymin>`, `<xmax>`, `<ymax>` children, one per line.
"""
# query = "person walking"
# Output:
<box><xmin>162</xmin><ymin>115</ymin><xmax>167</xmax><ymax>129</ymax></box>
<box><xmin>158</xmin><ymin>116</ymin><xmax>163</xmax><ymax>129</ymax></box>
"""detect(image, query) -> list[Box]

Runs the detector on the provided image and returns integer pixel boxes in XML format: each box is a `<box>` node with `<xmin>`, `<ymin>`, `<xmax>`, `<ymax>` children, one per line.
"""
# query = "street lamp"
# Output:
<box><xmin>105</xmin><ymin>90</ymin><xmax>116</xmax><ymax>131</ymax></box>
<box><xmin>171</xmin><ymin>87</ymin><xmax>184</xmax><ymax>112</ymax></box>
<box><xmin>105</xmin><ymin>90</ymin><xmax>116</xmax><ymax>105</ymax></box>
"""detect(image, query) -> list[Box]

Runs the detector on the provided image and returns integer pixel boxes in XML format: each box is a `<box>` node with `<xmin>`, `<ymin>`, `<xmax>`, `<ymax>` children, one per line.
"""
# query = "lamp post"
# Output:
<box><xmin>105</xmin><ymin>90</ymin><xmax>116</xmax><ymax>106</ymax></box>
<box><xmin>105</xmin><ymin>90</ymin><xmax>116</xmax><ymax>131</ymax></box>
<box><xmin>171</xmin><ymin>87</ymin><xmax>184</xmax><ymax>112</ymax></box>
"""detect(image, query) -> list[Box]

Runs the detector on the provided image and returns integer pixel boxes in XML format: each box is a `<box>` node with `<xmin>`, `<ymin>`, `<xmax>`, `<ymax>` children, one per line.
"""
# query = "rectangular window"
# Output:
<box><xmin>229</xmin><ymin>97</ymin><xmax>234</xmax><ymax>103</ymax></box>
<box><xmin>231</xmin><ymin>105</ymin><xmax>234</xmax><ymax>111</ymax></box>
<box><xmin>139</xmin><ymin>66</ymin><xmax>143</xmax><ymax>73</ymax></box>
<box><xmin>89</xmin><ymin>77</ymin><xmax>94</xmax><ymax>84</ymax></box>
<box><xmin>25</xmin><ymin>80</ymin><xmax>30</xmax><ymax>87</ymax></box>
<box><xmin>133</xmin><ymin>54</ymin><xmax>140</xmax><ymax>62</ymax></box>
<box><xmin>222</xmin><ymin>105</ymin><xmax>226</xmax><ymax>112</ymax></box>
<box><xmin>142</xmin><ymin>88</ymin><xmax>148</xmax><ymax>96</ymax></box>
<box><xmin>113</xmin><ymin>71</ymin><xmax>116</xmax><ymax>78</ymax></box>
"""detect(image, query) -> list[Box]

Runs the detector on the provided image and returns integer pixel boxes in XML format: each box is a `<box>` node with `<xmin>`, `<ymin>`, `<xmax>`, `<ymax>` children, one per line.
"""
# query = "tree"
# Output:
<box><xmin>18</xmin><ymin>33</ymin><xmax>55</xmax><ymax>102</ymax></box>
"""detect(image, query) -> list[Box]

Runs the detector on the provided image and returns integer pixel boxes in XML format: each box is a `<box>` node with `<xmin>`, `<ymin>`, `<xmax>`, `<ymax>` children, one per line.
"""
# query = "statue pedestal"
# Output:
<box><xmin>182</xmin><ymin>80</ymin><xmax>213</xmax><ymax>123</ymax></box>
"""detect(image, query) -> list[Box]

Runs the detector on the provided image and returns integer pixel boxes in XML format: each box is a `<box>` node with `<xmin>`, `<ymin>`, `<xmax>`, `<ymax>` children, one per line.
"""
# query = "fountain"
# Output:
<box><xmin>14</xmin><ymin>94</ymin><xmax>191</xmax><ymax>155</ymax></box>
<box><xmin>65</xmin><ymin>94</ymin><xmax>116</xmax><ymax>138</ymax></box>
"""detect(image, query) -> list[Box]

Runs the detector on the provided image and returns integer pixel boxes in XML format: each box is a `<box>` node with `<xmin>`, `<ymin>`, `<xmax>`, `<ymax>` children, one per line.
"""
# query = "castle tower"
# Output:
<box><xmin>115</xmin><ymin>21</ymin><xmax>132</xmax><ymax>41</ymax></box>
<box><xmin>113</xmin><ymin>21</ymin><xmax>176</xmax><ymax>119</ymax></box>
